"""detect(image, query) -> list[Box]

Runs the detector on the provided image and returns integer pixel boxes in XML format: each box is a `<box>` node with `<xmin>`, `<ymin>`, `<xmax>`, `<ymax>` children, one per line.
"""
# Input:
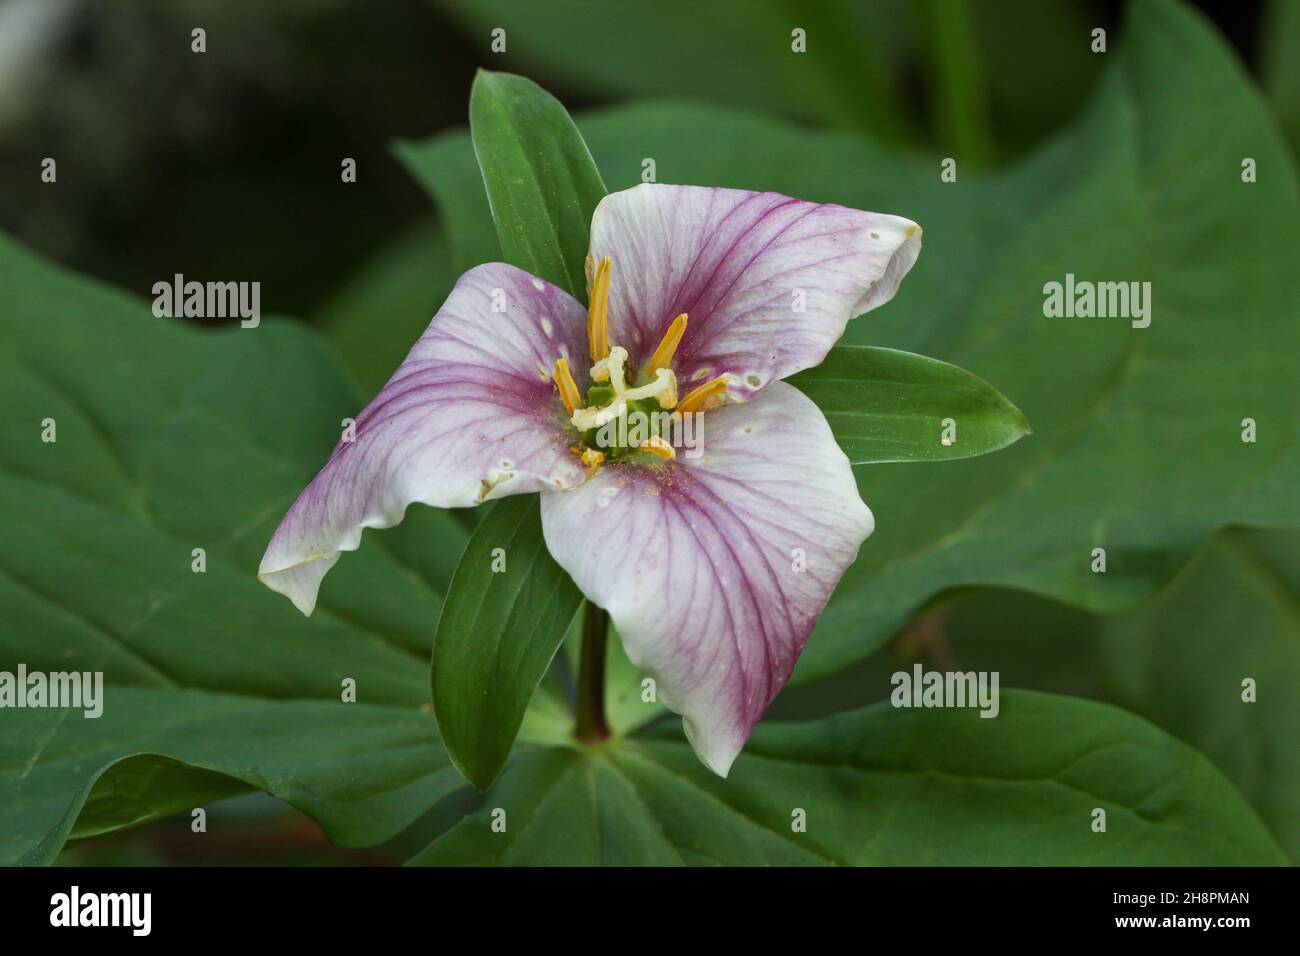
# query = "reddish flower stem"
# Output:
<box><xmin>575</xmin><ymin>602</ymin><xmax>611</xmax><ymax>744</ymax></box>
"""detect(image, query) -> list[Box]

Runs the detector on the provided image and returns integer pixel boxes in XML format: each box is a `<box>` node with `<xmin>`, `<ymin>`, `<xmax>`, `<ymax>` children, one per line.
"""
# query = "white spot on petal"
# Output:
<box><xmin>532</xmin><ymin>278</ymin><xmax>545</xmax><ymax>291</ymax></box>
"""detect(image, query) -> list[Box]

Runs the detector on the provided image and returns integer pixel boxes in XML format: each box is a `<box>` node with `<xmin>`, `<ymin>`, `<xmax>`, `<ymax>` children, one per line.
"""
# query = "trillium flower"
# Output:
<box><xmin>259</xmin><ymin>183</ymin><xmax>921</xmax><ymax>776</ymax></box>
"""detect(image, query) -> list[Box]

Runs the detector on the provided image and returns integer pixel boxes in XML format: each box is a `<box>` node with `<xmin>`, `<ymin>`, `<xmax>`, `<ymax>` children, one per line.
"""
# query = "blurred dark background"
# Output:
<box><xmin>2</xmin><ymin>0</ymin><xmax>1285</xmax><ymax>865</ymax></box>
<box><xmin>0</xmin><ymin>0</ymin><xmax>1283</xmax><ymax>327</ymax></box>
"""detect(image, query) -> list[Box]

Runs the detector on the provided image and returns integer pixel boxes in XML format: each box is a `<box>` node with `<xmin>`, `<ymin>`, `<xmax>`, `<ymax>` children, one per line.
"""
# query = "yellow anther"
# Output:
<box><xmin>584</xmin><ymin>253</ymin><xmax>596</xmax><ymax>299</ymax></box>
<box><xmin>587</xmin><ymin>256</ymin><xmax>612</xmax><ymax>361</ymax></box>
<box><xmin>676</xmin><ymin>375</ymin><xmax>728</xmax><ymax>414</ymax></box>
<box><xmin>581</xmin><ymin>448</ymin><xmax>605</xmax><ymax>468</ymax></box>
<box><xmin>553</xmin><ymin>358</ymin><xmax>582</xmax><ymax>415</ymax></box>
<box><xmin>638</xmin><ymin>435</ymin><xmax>675</xmax><ymax>461</ymax></box>
<box><xmin>647</xmin><ymin>313</ymin><xmax>687</xmax><ymax>376</ymax></box>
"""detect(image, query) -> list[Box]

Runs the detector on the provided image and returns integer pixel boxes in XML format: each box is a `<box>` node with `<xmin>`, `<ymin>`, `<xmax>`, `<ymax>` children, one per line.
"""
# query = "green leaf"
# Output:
<box><xmin>403</xmin><ymin>0</ymin><xmax>1300</xmax><ymax>682</ymax></box>
<box><xmin>917</xmin><ymin>0</ymin><xmax>995</xmax><ymax>167</ymax></box>
<box><xmin>410</xmin><ymin>691</ymin><xmax>1285</xmax><ymax>866</ymax></box>
<box><xmin>432</xmin><ymin>496</ymin><xmax>583</xmax><ymax>790</ymax></box>
<box><xmin>2</xmin><ymin>689</ymin><xmax>464</xmax><ymax>866</ymax></box>
<box><xmin>916</xmin><ymin>528</ymin><xmax>1300</xmax><ymax>862</ymax></box>
<box><xmin>469</xmin><ymin>70</ymin><xmax>606</xmax><ymax>299</ymax></box>
<box><xmin>0</xmin><ymin>230</ymin><xmax>473</xmax><ymax>863</ymax></box>
<box><xmin>788</xmin><ymin>346</ymin><xmax>1029</xmax><ymax>464</ymax></box>
<box><xmin>1098</xmin><ymin>529</ymin><xmax>1300</xmax><ymax>862</ymax></box>
<box><xmin>316</xmin><ymin>219</ymin><xmax>453</xmax><ymax>395</ymax></box>
<box><xmin>394</xmin><ymin>132</ymin><xmax>500</xmax><ymax>279</ymax></box>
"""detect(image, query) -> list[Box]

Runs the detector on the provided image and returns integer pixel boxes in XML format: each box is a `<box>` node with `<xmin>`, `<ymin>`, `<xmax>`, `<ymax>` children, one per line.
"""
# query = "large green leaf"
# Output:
<box><xmin>941</xmin><ymin>529</ymin><xmax>1300</xmax><ymax>862</ymax></box>
<box><xmin>788</xmin><ymin>346</ymin><xmax>1029</xmax><ymax>463</ymax></box>
<box><xmin>1099</xmin><ymin>529</ymin><xmax>1300</xmax><ymax>862</ymax></box>
<box><xmin>1</xmin><ymin>689</ymin><xmax>465</xmax><ymax>866</ymax></box>
<box><xmin>0</xmin><ymin>230</ymin><xmax>474</xmax><ymax>864</ymax></box>
<box><xmin>401</xmin><ymin>0</ymin><xmax>1300</xmax><ymax>682</ymax></box>
<box><xmin>469</xmin><ymin>70</ymin><xmax>607</xmax><ymax>298</ymax></box>
<box><xmin>432</xmin><ymin>496</ymin><xmax>583</xmax><ymax>790</ymax></box>
<box><xmin>762</xmin><ymin>528</ymin><xmax>1300</xmax><ymax>863</ymax></box>
<box><xmin>410</xmin><ymin>691</ymin><xmax>1285</xmax><ymax>866</ymax></box>
<box><xmin>316</xmin><ymin>219</ymin><xmax>453</xmax><ymax>395</ymax></box>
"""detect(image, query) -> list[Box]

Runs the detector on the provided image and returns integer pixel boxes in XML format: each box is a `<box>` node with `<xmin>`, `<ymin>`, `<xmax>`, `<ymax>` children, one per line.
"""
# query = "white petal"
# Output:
<box><xmin>541</xmin><ymin>382</ymin><xmax>873</xmax><ymax>775</ymax></box>
<box><xmin>260</xmin><ymin>263</ymin><xmax>587</xmax><ymax>615</ymax></box>
<box><xmin>589</xmin><ymin>183</ymin><xmax>921</xmax><ymax>399</ymax></box>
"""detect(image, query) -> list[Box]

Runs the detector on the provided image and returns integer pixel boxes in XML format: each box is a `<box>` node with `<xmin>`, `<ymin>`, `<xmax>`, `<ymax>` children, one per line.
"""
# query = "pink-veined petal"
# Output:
<box><xmin>260</xmin><ymin>262</ymin><xmax>588</xmax><ymax>615</ymax></box>
<box><xmin>588</xmin><ymin>183</ymin><xmax>921</xmax><ymax>400</ymax></box>
<box><xmin>540</xmin><ymin>381</ymin><xmax>873</xmax><ymax>776</ymax></box>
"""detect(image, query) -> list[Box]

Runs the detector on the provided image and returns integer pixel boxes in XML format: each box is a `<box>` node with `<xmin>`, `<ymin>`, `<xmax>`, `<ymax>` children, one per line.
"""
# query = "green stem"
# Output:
<box><xmin>575</xmin><ymin>602</ymin><xmax>610</xmax><ymax>744</ymax></box>
<box><xmin>919</xmin><ymin>0</ymin><xmax>996</xmax><ymax>169</ymax></box>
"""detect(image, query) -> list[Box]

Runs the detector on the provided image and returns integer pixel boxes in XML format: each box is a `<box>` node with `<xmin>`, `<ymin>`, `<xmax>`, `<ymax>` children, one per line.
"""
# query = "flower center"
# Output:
<box><xmin>552</xmin><ymin>256</ymin><xmax>727</xmax><ymax>467</ymax></box>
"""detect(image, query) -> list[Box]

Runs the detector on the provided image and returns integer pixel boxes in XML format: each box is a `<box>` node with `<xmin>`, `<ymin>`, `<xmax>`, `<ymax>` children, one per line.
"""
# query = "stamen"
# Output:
<box><xmin>553</xmin><ymin>358</ymin><xmax>582</xmax><ymax>414</ymax></box>
<box><xmin>581</xmin><ymin>448</ymin><xmax>605</xmax><ymax>468</ymax></box>
<box><xmin>638</xmin><ymin>435</ymin><xmax>675</xmax><ymax>461</ymax></box>
<box><xmin>676</xmin><ymin>375</ymin><xmax>728</xmax><ymax>414</ymax></box>
<box><xmin>587</xmin><ymin>256</ymin><xmax>612</xmax><ymax>361</ymax></box>
<box><xmin>647</xmin><ymin>313</ymin><xmax>687</xmax><ymax>375</ymax></box>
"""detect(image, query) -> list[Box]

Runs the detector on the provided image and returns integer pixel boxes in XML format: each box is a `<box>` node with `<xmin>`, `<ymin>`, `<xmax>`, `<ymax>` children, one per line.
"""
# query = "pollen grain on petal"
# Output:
<box><xmin>676</xmin><ymin>375</ymin><xmax>728</xmax><ymax>414</ymax></box>
<box><xmin>587</xmin><ymin>255</ymin><xmax>612</xmax><ymax>361</ymax></box>
<box><xmin>647</xmin><ymin>312</ymin><xmax>687</xmax><ymax>375</ymax></box>
<box><xmin>553</xmin><ymin>357</ymin><xmax>582</xmax><ymax>414</ymax></box>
